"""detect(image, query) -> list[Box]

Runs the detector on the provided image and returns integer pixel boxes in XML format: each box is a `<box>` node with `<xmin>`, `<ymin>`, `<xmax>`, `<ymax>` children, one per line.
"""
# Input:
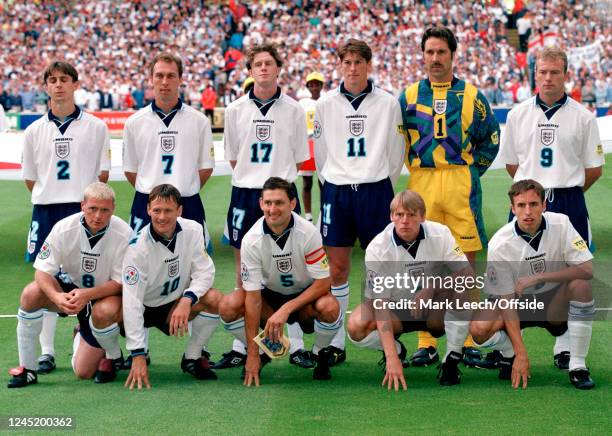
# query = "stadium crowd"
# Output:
<box><xmin>0</xmin><ymin>0</ymin><xmax>610</xmax><ymax>113</ymax></box>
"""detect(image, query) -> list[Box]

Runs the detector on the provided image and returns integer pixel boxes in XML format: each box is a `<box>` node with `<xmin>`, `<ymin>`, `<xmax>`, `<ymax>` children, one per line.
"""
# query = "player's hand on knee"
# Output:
<box><xmin>243</xmin><ymin>355</ymin><xmax>261</xmax><ymax>387</ymax></box>
<box><xmin>66</xmin><ymin>289</ymin><xmax>90</xmax><ymax>313</ymax></box>
<box><xmin>52</xmin><ymin>292</ymin><xmax>80</xmax><ymax>315</ymax></box>
<box><xmin>382</xmin><ymin>357</ymin><xmax>407</xmax><ymax>391</ymax></box>
<box><xmin>125</xmin><ymin>356</ymin><xmax>151</xmax><ymax>390</ymax></box>
<box><xmin>169</xmin><ymin>298</ymin><xmax>191</xmax><ymax>337</ymax></box>
<box><xmin>512</xmin><ymin>353</ymin><xmax>530</xmax><ymax>390</ymax></box>
<box><xmin>264</xmin><ymin>310</ymin><xmax>289</xmax><ymax>342</ymax></box>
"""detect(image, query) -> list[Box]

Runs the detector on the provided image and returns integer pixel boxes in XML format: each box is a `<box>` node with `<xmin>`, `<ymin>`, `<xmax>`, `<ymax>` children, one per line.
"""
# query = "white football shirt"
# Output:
<box><xmin>241</xmin><ymin>212</ymin><xmax>330</xmax><ymax>295</ymax></box>
<box><xmin>34</xmin><ymin>212</ymin><xmax>132</xmax><ymax>288</ymax></box>
<box><xmin>122</xmin><ymin>217</ymin><xmax>215</xmax><ymax>351</ymax></box>
<box><xmin>365</xmin><ymin>221</ymin><xmax>469</xmax><ymax>300</ymax></box>
<box><xmin>485</xmin><ymin>212</ymin><xmax>593</xmax><ymax>296</ymax></box>
<box><xmin>501</xmin><ymin>96</ymin><xmax>604</xmax><ymax>188</ymax></box>
<box><xmin>224</xmin><ymin>90</ymin><xmax>309</xmax><ymax>188</ymax></box>
<box><xmin>313</xmin><ymin>82</ymin><xmax>405</xmax><ymax>185</ymax></box>
<box><xmin>122</xmin><ymin>102</ymin><xmax>215</xmax><ymax>196</ymax></box>
<box><xmin>22</xmin><ymin>109</ymin><xmax>111</xmax><ymax>204</ymax></box>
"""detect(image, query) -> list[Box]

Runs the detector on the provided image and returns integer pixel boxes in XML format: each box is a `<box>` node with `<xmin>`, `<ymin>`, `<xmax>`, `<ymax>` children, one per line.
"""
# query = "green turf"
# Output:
<box><xmin>0</xmin><ymin>165</ymin><xmax>611</xmax><ymax>434</ymax></box>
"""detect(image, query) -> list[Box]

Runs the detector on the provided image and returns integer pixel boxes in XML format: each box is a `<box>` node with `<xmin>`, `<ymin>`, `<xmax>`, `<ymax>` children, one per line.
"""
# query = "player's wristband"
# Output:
<box><xmin>182</xmin><ymin>291</ymin><xmax>198</xmax><ymax>305</ymax></box>
<box><xmin>130</xmin><ymin>348</ymin><xmax>146</xmax><ymax>357</ymax></box>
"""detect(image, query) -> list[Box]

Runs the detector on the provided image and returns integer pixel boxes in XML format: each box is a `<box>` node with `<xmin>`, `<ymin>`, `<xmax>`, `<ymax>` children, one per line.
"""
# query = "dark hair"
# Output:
<box><xmin>246</xmin><ymin>43</ymin><xmax>283</xmax><ymax>70</ymax></box>
<box><xmin>421</xmin><ymin>26</ymin><xmax>457</xmax><ymax>54</ymax></box>
<box><xmin>508</xmin><ymin>179</ymin><xmax>545</xmax><ymax>204</ymax></box>
<box><xmin>337</xmin><ymin>38</ymin><xmax>372</xmax><ymax>62</ymax></box>
<box><xmin>148</xmin><ymin>184</ymin><xmax>182</xmax><ymax>207</ymax></box>
<box><xmin>42</xmin><ymin>61</ymin><xmax>78</xmax><ymax>84</ymax></box>
<box><xmin>262</xmin><ymin>177</ymin><xmax>295</xmax><ymax>201</ymax></box>
<box><xmin>149</xmin><ymin>52</ymin><xmax>183</xmax><ymax>78</ymax></box>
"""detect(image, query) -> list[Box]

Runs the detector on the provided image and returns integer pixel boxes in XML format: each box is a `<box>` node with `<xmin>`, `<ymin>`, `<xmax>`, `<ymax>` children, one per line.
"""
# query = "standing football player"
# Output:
<box><xmin>21</xmin><ymin>61</ymin><xmax>111</xmax><ymax>375</ymax></box>
<box><xmin>123</xmin><ymin>52</ymin><xmax>215</xmax><ymax>243</ymax></box>
<box><xmin>313</xmin><ymin>38</ymin><xmax>405</xmax><ymax>366</ymax></box>
<box><xmin>398</xmin><ymin>27</ymin><xmax>500</xmax><ymax>366</ymax></box>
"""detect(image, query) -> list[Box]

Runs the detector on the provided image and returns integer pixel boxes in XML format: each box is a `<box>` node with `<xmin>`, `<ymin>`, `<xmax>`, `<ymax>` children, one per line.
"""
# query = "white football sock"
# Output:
<box><xmin>39</xmin><ymin>310</ymin><xmax>57</xmax><ymax>356</ymax></box>
<box><xmin>287</xmin><ymin>322</ymin><xmax>305</xmax><ymax>353</ymax></box>
<box><xmin>313</xmin><ymin>312</ymin><xmax>343</xmax><ymax>354</ymax></box>
<box><xmin>17</xmin><ymin>308</ymin><xmax>45</xmax><ymax>370</ymax></box>
<box><xmin>185</xmin><ymin>312</ymin><xmax>219</xmax><ymax>360</ymax></box>
<box><xmin>232</xmin><ymin>338</ymin><xmax>247</xmax><ymax>354</ymax></box>
<box><xmin>329</xmin><ymin>283</ymin><xmax>349</xmax><ymax>350</ymax></box>
<box><xmin>568</xmin><ymin>300</ymin><xmax>594</xmax><ymax>371</ymax></box>
<box><xmin>443</xmin><ymin>310</ymin><xmax>470</xmax><ymax>362</ymax></box>
<box><xmin>475</xmin><ymin>330</ymin><xmax>515</xmax><ymax>358</ymax></box>
<box><xmin>222</xmin><ymin>318</ymin><xmax>248</xmax><ymax>347</ymax></box>
<box><xmin>90</xmin><ymin>318</ymin><xmax>122</xmax><ymax>360</ymax></box>
<box><xmin>553</xmin><ymin>330</ymin><xmax>570</xmax><ymax>355</ymax></box>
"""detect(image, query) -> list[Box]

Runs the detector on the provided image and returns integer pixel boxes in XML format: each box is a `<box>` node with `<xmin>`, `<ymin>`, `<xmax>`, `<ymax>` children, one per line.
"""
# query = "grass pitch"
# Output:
<box><xmin>0</xmin><ymin>166</ymin><xmax>610</xmax><ymax>435</ymax></box>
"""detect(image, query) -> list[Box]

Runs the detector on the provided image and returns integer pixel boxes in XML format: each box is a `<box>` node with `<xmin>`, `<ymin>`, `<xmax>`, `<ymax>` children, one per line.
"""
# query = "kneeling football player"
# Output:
<box><xmin>121</xmin><ymin>184</ymin><xmax>222</xmax><ymax>390</ymax></box>
<box><xmin>219</xmin><ymin>177</ymin><xmax>342</xmax><ymax>386</ymax></box>
<box><xmin>8</xmin><ymin>183</ymin><xmax>132</xmax><ymax>388</ymax></box>
<box><xmin>347</xmin><ymin>190</ymin><xmax>474</xmax><ymax>390</ymax></box>
<box><xmin>470</xmin><ymin>180</ymin><xmax>596</xmax><ymax>390</ymax></box>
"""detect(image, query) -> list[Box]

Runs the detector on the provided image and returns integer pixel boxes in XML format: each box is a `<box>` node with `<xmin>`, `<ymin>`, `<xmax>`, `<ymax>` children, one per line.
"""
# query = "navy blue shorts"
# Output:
<box><xmin>508</xmin><ymin>186</ymin><xmax>590</xmax><ymax>245</ymax></box>
<box><xmin>143</xmin><ymin>300</ymin><xmax>178</xmax><ymax>336</ymax></box>
<box><xmin>320</xmin><ymin>178</ymin><xmax>393</xmax><ymax>248</ymax></box>
<box><xmin>26</xmin><ymin>203</ymin><xmax>81</xmax><ymax>262</ymax></box>
<box><xmin>227</xmin><ymin>184</ymin><xmax>301</xmax><ymax>249</ymax></box>
<box><xmin>130</xmin><ymin>190</ymin><xmax>207</xmax><ymax>236</ymax></box>
<box><xmin>261</xmin><ymin>287</ymin><xmax>314</xmax><ymax>333</ymax></box>
<box><xmin>517</xmin><ymin>288</ymin><xmax>568</xmax><ymax>336</ymax></box>
<box><xmin>55</xmin><ymin>275</ymin><xmax>102</xmax><ymax>349</ymax></box>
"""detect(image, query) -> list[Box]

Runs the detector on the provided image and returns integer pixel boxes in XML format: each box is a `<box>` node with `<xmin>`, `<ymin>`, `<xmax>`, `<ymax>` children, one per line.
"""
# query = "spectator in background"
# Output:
<box><xmin>516</xmin><ymin>78</ymin><xmax>532</xmax><ymax>103</ymax></box>
<box><xmin>516</xmin><ymin>11</ymin><xmax>532</xmax><ymax>52</ymax></box>
<box><xmin>0</xmin><ymin>84</ymin><xmax>8</xmax><ymax>110</ymax></box>
<box><xmin>189</xmin><ymin>82</ymin><xmax>202</xmax><ymax>110</ymax></box>
<box><xmin>483</xmin><ymin>77</ymin><xmax>502</xmax><ymax>106</ymax></box>
<box><xmin>581</xmin><ymin>79</ymin><xmax>596</xmax><ymax>106</ymax></box>
<box><xmin>570</xmin><ymin>81</ymin><xmax>583</xmax><ymax>102</ymax></box>
<box><xmin>594</xmin><ymin>80</ymin><xmax>607</xmax><ymax>107</ymax></box>
<box><xmin>131</xmin><ymin>85</ymin><xmax>144</xmax><ymax>110</ymax></box>
<box><xmin>0</xmin><ymin>103</ymin><xmax>7</xmax><ymax>131</ymax></box>
<box><xmin>19</xmin><ymin>85</ymin><xmax>36</xmax><ymax>111</ymax></box>
<box><xmin>201</xmin><ymin>80</ymin><xmax>217</xmax><ymax>123</ymax></box>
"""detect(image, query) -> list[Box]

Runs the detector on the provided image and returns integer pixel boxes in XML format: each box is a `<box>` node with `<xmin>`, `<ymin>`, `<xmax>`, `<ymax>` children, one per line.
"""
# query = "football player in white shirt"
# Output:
<box><xmin>123</xmin><ymin>52</ymin><xmax>215</xmax><ymax>243</ymax></box>
<box><xmin>21</xmin><ymin>61</ymin><xmax>111</xmax><ymax>375</ymax></box>
<box><xmin>218</xmin><ymin>177</ymin><xmax>342</xmax><ymax>386</ymax></box>
<box><xmin>121</xmin><ymin>184</ymin><xmax>222</xmax><ymax>390</ymax></box>
<box><xmin>8</xmin><ymin>183</ymin><xmax>131</xmax><ymax>388</ymax></box>
<box><xmin>347</xmin><ymin>190</ymin><xmax>474</xmax><ymax>390</ymax></box>
<box><xmin>217</xmin><ymin>43</ymin><xmax>309</xmax><ymax>370</ymax></box>
<box><xmin>500</xmin><ymin>47</ymin><xmax>604</xmax><ymax>371</ymax></box>
<box><xmin>470</xmin><ymin>180</ymin><xmax>596</xmax><ymax>390</ymax></box>
<box><xmin>313</xmin><ymin>39</ymin><xmax>405</xmax><ymax>365</ymax></box>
